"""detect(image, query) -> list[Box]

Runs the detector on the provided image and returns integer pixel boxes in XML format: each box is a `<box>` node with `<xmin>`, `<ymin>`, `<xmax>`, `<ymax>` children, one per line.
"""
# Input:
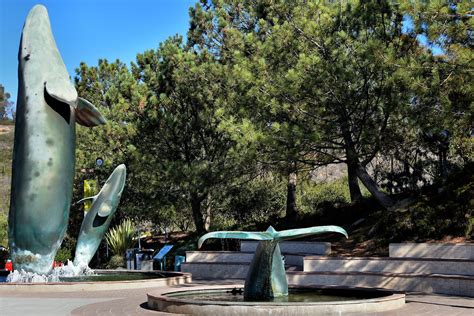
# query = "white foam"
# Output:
<box><xmin>6</xmin><ymin>260</ymin><xmax>95</xmax><ymax>283</ymax></box>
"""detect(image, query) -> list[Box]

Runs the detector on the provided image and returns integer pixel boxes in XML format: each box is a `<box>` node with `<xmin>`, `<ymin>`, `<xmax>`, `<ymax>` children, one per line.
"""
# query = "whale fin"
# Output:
<box><xmin>44</xmin><ymin>78</ymin><xmax>78</xmax><ymax>105</ymax></box>
<box><xmin>75</xmin><ymin>195</ymin><xmax>98</xmax><ymax>205</ymax></box>
<box><xmin>274</xmin><ymin>225</ymin><xmax>348</xmax><ymax>242</ymax></box>
<box><xmin>75</xmin><ymin>97</ymin><xmax>106</xmax><ymax>127</ymax></box>
<box><xmin>198</xmin><ymin>231</ymin><xmax>273</xmax><ymax>249</ymax></box>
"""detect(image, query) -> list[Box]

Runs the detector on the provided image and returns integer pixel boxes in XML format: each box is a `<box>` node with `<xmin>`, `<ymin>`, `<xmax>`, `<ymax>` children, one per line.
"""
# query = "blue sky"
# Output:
<box><xmin>0</xmin><ymin>0</ymin><xmax>197</xmax><ymax>106</ymax></box>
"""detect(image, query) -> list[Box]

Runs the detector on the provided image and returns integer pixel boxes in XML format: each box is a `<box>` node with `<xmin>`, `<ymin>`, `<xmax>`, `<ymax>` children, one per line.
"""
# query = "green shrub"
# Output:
<box><xmin>107</xmin><ymin>254</ymin><xmax>125</xmax><ymax>269</ymax></box>
<box><xmin>0</xmin><ymin>212</ymin><xmax>7</xmax><ymax>247</ymax></box>
<box><xmin>105</xmin><ymin>219</ymin><xmax>135</xmax><ymax>256</ymax></box>
<box><xmin>54</xmin><ymin>246</ymin><xmax>72</xmax><ymax>263</ymax></box>
<box><xmin>298</xmin><ymin>177</ymin><xmax>352</xmax><ymax>215</ymax></box>
<box><xmin>381</xmin><ymin>163</ymin><xmax>473</xmax><ymax>241</ymax></box>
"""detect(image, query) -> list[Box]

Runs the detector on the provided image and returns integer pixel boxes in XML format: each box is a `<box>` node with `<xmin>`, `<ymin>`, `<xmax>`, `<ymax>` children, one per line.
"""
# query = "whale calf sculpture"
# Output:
<box><xmin>8</xmin><ymin>5</ymin><xmax>106</xmax><ymax>274</ymax></box>
<box><xmin>199</xmin><ymin>225</ymin><xmax>348</xmax><ymax>300</ymax></box>
<box><xmin>74</xmin><ymin>164</ymin><xmax>127</xmax><ymax>266</ymax></box>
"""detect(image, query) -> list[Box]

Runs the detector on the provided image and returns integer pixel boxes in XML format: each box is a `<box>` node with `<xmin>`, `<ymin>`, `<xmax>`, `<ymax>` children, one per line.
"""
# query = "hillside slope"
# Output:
<box><xmin>0</xmin><ymin>125</ymin><xmax>13</xmax><ymax>246</ymax></box>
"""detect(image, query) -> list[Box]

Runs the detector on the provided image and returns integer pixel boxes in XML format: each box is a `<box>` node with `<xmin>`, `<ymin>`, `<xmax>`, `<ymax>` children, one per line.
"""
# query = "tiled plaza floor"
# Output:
<box><xmin>1</xmin><ymin>279</ymin><xmax>472</xmax><ymax>315</ymax></box>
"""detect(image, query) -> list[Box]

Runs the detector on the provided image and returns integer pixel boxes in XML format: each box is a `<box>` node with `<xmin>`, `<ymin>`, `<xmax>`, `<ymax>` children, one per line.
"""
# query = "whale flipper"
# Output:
<box><xmin>44</xmin><ymin>77</ymin><xmax>77</xmax><ymax>105</ymax></box>
<box><xmin>198</xmin><ymin>231</ymin><xmax>273</xmax><ymax>248</ymax></box>
<box><xmin>274</xmin><ymin>225</ymin><xmax>348</xmax><ymax>241</ymax></box>
<box><xmin>75</xmin><ymin>195</ymin><xmax>98</xmax><ymax>205</ymax></box>
<box><xmin>75</xmin><ymin>97</ymin><xmax>106</xmax><ymax>127</ymax></box>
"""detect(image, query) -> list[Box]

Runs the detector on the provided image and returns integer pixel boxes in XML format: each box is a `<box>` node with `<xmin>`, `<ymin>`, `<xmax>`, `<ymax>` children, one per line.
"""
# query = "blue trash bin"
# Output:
<box><xmin>174</xmin><ymin>255</ymin><xmax>186</xmax><ymax>271</ymax></box>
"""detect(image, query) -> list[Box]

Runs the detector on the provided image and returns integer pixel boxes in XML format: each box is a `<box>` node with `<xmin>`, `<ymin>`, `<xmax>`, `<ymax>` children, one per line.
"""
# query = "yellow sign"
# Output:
<box><xmin>83</xmin><ymin>179</ymin><xmax>98</xmax><ymax>213</ymax></box>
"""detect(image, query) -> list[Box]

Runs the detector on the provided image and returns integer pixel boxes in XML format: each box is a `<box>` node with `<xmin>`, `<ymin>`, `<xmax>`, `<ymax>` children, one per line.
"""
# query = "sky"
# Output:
<box><xmin>0</xmin><ymin>0</ymin><xmax>197</xmax><ymax>107</ymax></box>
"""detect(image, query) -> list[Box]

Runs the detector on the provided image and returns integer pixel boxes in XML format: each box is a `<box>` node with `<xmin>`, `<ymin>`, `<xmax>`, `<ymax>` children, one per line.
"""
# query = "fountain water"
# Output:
<box><xmin>6</xmin><ymin>261</ymin><xmax>94</xmax><ymax>283</ymax></box>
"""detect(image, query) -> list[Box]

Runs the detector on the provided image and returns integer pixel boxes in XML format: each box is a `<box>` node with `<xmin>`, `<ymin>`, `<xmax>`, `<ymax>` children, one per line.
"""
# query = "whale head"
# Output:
<box><xmin>20</xmin><ymin>4</ymin><xmax>106</xmax><ymax>127</ymax></box>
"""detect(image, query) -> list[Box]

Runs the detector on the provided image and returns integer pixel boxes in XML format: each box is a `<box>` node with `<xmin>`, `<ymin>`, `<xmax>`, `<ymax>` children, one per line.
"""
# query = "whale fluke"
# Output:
<box><xmin>199</xmin><ymin>225</ymin><xmax>348</xmax><ymax>300</ymax></box>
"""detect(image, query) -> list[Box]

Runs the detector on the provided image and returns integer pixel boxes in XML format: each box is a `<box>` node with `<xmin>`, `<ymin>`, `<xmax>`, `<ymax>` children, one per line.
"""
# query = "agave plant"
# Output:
<box><xmin>105</xmin><ymin>219</ymin><xmax>135</xmax><ymax>256</ymax></box>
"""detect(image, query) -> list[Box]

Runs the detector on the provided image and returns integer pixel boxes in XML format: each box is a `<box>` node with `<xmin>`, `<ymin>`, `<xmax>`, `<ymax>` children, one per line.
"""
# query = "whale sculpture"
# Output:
<box><xmin>74</xmin><ymin>164</ymin><xmax>127</xmax><ymax>266</ymax></box>
<box><xmin>199</xmin><ymin>225</ymin><xmax>348</xmax><ymax>300</ymax></box>
<box><xmin>8</xmin><ymin>5</ymin><xmax>106</xmax><ymax>274</ymax></box>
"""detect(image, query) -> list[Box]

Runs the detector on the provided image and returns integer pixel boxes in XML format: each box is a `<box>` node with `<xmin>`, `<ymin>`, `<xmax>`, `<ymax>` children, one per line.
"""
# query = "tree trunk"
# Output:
<box><xmin>356</xmin><ymin>165</ymin><xmax>394</xmax><ymax>209</ymax></box>
<box><xmin>204</xmin><ymin>193</ymin><xmax>212</xmax><ymax>231</ymax></box>
<box><xmin>190</xmin><ymin>192</ymin><xmax>206</xmax><ymax>234</ymax></box>
<box><xmin>285</xmin><ymin>171</ymin><xmax>297</xmax><ymax>219</ymax></box>
<box><xmin>347</xmin><ymin>161</ymin><xmax>363</xmax><ymax>202</ymax></box>
<box><xmin>341</xmin><ymin>120</ymin><xmax>363</xmax><ymax>203</ymax></box>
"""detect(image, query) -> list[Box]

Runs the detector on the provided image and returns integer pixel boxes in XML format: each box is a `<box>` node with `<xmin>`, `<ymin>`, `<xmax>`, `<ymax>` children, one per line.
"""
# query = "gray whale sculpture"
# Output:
<box><xmin>8</xmin><ymin>5</ymin><xmax>106</xmax><ymax>274</ymax></box>
<box><xmin>199</xmin><ymin>225</ymin><xmax>348</xmax><ymax>300</ymax></box>
<box><xmin>74</xmin><ymin>164</ymin><xmax>127</xmax><ymax>266</ymax></box>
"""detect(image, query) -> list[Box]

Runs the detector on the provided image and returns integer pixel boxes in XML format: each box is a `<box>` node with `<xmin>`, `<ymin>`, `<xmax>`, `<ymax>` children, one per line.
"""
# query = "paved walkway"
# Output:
<box><xmin>1</xmin><ymin>279</ymin><xmax>473</xmax><ymax>315</ymax></box>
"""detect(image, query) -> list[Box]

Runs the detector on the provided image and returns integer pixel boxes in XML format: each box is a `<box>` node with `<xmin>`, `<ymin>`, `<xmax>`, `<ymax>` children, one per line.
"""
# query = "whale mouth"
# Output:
<box><xmin>93</xmin><ymin>213</ymin><xmax>108</xmax><ymax>227</ymax></box>
<box><xmin>44</xmin><ymin>86</ymin><xmax>71</xmax><ymax>124</ymax></box>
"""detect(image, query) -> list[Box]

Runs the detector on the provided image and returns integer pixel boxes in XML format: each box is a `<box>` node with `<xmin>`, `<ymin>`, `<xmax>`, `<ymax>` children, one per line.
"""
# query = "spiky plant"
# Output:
<box><xmin>105</xmin><ymin>219</ymin><xmax>135</xmax><ymax>256</ymax></box>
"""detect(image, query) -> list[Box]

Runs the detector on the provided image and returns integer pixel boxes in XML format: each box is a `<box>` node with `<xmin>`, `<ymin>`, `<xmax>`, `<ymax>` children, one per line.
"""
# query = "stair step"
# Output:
<box><xmin>240</xmin><ymin>241</ymin><xmax>330</xmax><ymax>255</ymax></box>
<box><xmin>304</xmin><ymin>257</ymin><xmax>474</xmax><ymax>276</ymax></box>
<box><xmin>389</xmin><ymin>243</ymin><xmax>474</xmax><ymax>259</ymax></box>
<box><xmin>287</xmin><ymin>271</ymin><xmax>474</xmax><ymax>297</ymax></box>
<box><xmin>181</xmin><ymin>262</ymin><xmax>302</xmax><ymax>279</ymax></box>
<box><xmin>186</xmin><ymin>251</ymin><xmax>312</xmax><ymax>267</ymax></box>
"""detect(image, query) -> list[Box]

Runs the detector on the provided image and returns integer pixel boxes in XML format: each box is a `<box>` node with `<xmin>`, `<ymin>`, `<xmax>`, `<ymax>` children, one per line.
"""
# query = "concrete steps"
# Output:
<box><xmin>181</xmin><ymin>261</ymin><xmax>302</xmax><ymax>279</ymax></box>
<box><xmin>186</xmin><ymin>251</ymin><xmax>311</xmax><ymax>267</ymax></box>
<box><xmin>182</xmin><ymin>241</ymin><xmax>330</xmax><ymax>279</ymax></box>
<box><xmin>299</xmin><ymin>245</ymin><xmax>474</xmax><ymax>297</ymax></box>
<box><xmin>186</xmin><ymin>251</ymin><xmax>254</xmax><ymax>264</ymax></box>
<box><xmin>240</xmin><ymin>240</ymin><xmax>331</xmax><ymax>255</ymax></box>
<box><xmin>287</xmin><ymin>271</ymin><xmax>474</xmax><ymax>297</ymax></box>
<box><xmin>182</xmin><ymin>242</ymin><xmax>474</xmax><ymax>297</ymax></box>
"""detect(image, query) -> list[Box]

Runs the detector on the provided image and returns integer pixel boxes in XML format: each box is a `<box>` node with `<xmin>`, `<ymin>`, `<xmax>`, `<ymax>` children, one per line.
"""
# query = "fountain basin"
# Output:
<box><xmin>148</xmin><ymin>285</ymin><xmax>405</xmax><ymax>315</ymax></box>
<box><xmin>0</xmin><ymin>270</ymin><xmax>191</xmax><ymax>293</ymax></box>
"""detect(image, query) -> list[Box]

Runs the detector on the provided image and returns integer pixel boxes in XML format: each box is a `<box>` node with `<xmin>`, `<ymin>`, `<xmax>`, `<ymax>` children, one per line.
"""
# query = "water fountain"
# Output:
<box><xmin>1</xmin><ymin>4</ymin><xmax>191</xmax><ymax>290</ymax></box>
<box><xmin>147</xmin><ymin>226</ymin><xmax>405</xmax><ymax>315</ymax></box>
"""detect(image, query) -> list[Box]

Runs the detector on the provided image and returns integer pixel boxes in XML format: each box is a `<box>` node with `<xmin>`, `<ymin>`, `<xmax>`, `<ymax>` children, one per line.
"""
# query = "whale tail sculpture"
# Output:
<box><xmin>8</xmin><ymin>5</ymin><xmax>106</xmax><ymax>274</ymax></box>
<box><xmin>199</xmin><ymin>225</ymin><xmax>348</xmax><ymax>300</ymax></box>
<box><xmin>73</xmin><ymin>165</ymin><xmax>127</xmax><ymax>266</ymax></box>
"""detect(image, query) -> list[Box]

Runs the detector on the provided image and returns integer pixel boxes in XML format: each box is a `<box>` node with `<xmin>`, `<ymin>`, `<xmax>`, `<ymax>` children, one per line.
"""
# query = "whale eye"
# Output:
<box><xmin>44</xmin><ymin>86</ymin><xmax>71</xmax><ymax>124</ymax></box>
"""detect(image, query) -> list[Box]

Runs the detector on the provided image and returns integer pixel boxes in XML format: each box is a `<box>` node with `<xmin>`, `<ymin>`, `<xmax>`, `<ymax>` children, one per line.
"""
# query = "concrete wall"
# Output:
<box><xmin>186</xmin><ymin>251</ymin><xmax>305</xmax><ymax>267</ymax></box>
<box><xmin>181</xmin><ymin>262</ymin><xmax>249</xmax><ymax>279</ymax></box>
<box><xmin>240</xmin><ymin>241</ymin><xmax>330</xmax><ymax>255</ymax></box>
<box><xmin>389</xmin><ymin>243</ymin><xmax>474</xmax><ymax>259</ymax></box>
<box><xmin>186</xmin><ymin>251</ymin><xmax>254</xmax><ymax>264</ymax></box>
